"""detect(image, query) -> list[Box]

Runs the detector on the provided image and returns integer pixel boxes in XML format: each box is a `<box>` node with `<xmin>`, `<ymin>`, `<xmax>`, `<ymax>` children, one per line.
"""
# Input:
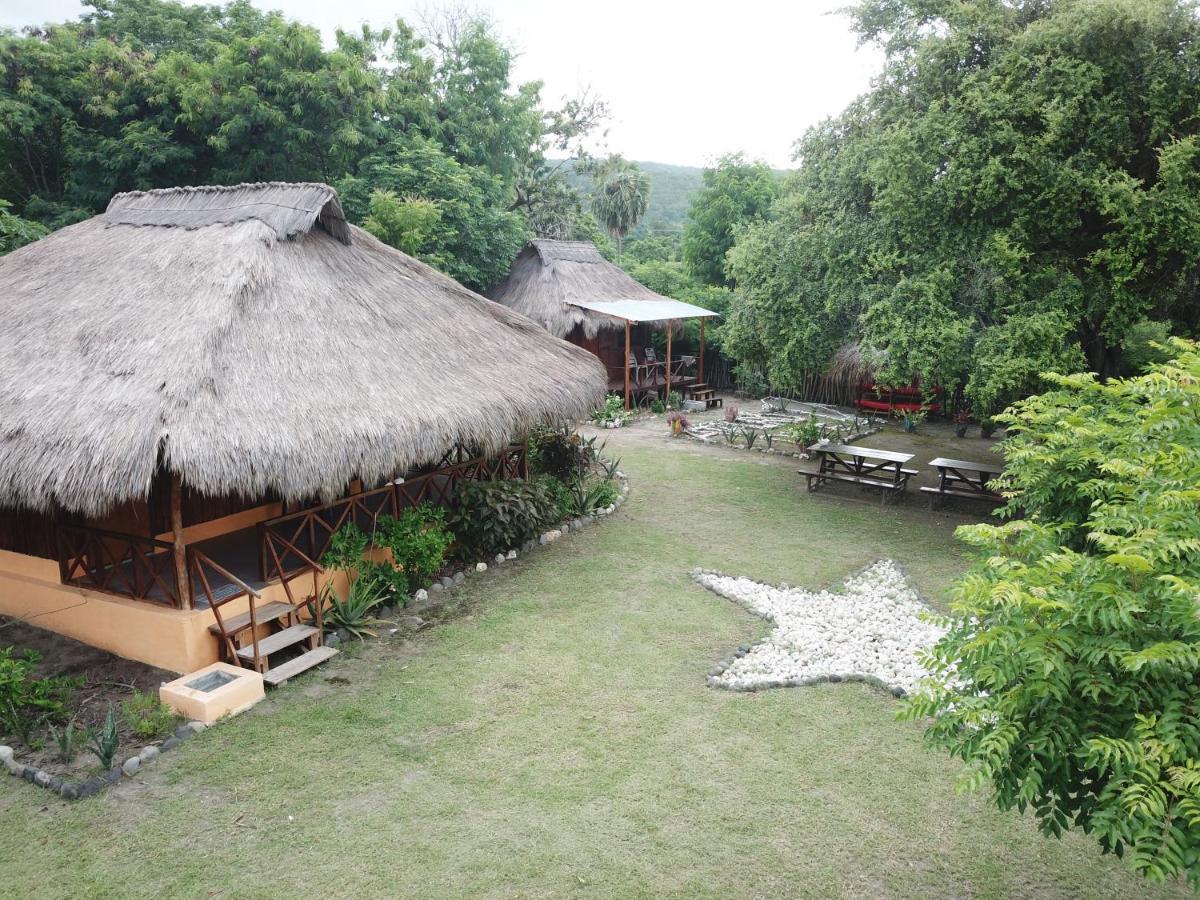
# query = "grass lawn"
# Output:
<box><xmin>0</xmin><ymin>421</ymin><xmax>1187</xmax><ymax>897</ymax></box>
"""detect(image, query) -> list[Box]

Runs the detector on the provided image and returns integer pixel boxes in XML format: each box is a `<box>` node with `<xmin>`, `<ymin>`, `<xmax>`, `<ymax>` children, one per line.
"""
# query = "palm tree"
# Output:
<box><xmin>590</xmin><ymin>157</ymin><xmax>650</xmax><ymax>259</ymax></box>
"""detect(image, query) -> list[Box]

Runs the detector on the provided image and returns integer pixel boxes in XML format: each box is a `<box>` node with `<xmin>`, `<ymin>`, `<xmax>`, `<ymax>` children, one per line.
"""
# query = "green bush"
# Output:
<box><xmin>537</xmin><ymin>475</ymin><xmax>576</xmax><ymax>521</ymax></box>
<box><xmin>0</xmin><ymin>648</ymin><xmax>76</xmax><ymax>744</ymax></box>
<box><xmin>376</xmin><ymin>505</ymin><xmax>453</xmax><ymax>593</ymax></box>
<box><xmin>529</xmin><ymin>425</ymin><xmax>592</xmax><ymax>480</ymax></box>
<box><xmin>122</xmin><ymin>690</ymin><xmax>178</xmax><ymax>740</ymax></box>
<box><xmin>447</xmin><ymin>479</ymin><xmax>558</xmax><ymax>559</ymax></box>
<box><xmin>903</xmin><ymin>339</ymin><xmax>1200</xmax><ymax>889</ymax></box>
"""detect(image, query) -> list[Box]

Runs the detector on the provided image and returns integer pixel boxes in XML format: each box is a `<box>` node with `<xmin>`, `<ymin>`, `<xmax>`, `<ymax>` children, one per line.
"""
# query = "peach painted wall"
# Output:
<box><xmin>0</xmin><ymin>549</ymin><xmax>323</xmax><ymax>674</ymax></box>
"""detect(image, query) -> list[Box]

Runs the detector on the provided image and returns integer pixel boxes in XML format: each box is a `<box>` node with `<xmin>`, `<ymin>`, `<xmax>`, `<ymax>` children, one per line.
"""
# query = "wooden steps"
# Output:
<box><xmin>207</xmin><ymin>600</ymin><xmax>294</xmax><ymax>636</ymax></box>
<box><xmin>262</xmin><ymin>646</ymin><xmax>340</xmax><ymax>686</ymax></box>
<box><xmin>687</xmin><ymin>383</ymin><xmax>723</xmax><ymax>409</ymax></box>
<box><xmin>235</xmin><ymin>624</ymin><xmax>318</xmax><ymax>660</ymax></box>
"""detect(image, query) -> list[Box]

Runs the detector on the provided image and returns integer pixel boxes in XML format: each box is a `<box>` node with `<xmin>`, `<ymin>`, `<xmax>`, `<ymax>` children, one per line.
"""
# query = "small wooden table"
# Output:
<box><xmin>921</xmin><ymin>457</ymin><xmax>1004</xmax><ymax>508</ymax></box>
<box><xmin>804</xmin><ymin>443</ymin><xmax>917</xmax><ymax>505</ymax></box>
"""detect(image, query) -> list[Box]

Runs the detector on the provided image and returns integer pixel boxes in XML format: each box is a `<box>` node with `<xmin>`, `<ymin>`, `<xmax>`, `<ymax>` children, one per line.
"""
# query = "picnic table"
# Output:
<box><xmin>804</xmin><ymin>443</ymin><xmax>917</xmax><ymax>505</ymax></box>
<box><xmin>920</xmin><ymin>457</ymin><xmax>1004</xmax><ymax>508</ymax></box>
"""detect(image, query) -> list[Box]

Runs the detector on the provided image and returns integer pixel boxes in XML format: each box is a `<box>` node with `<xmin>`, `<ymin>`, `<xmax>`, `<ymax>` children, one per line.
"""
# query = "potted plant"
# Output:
<box><xmin>953</xmin><ymin>409</ymin><xmax>970</xmax><ymax>438</ymax></box>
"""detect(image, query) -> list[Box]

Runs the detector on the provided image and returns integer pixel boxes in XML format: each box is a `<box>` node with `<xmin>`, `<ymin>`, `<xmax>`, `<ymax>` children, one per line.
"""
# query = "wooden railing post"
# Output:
<box><xmin>170</xmin><ymin>473</ymin><xmax>192</xmax><ymax>610</ymax></box>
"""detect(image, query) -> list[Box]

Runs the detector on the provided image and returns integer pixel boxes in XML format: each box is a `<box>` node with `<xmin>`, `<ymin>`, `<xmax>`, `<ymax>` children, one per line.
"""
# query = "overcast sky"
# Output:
<box><xmin>0</xmin><ymin>0</ymin><xmax>883</xmax><ymax>168</ymax></box>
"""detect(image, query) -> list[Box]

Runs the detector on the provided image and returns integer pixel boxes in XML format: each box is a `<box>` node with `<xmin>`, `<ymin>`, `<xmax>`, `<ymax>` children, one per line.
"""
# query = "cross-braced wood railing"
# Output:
<box><xmin>58</xmin><ymin>525</ymin><xmax>183</xmax><ymax>607</ymax></box>
<box><xmin>258</xmin><ymin>443</ymin><xmax>527</xmax><ymax>585</ymax></box>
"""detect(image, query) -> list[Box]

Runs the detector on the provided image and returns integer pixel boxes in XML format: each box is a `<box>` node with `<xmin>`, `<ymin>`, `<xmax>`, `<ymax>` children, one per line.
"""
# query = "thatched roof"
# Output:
<box><xmin>489</xmin><ymin>240</ymin><xmax>684</xmax><ymax>338</ymax></box>
<box><xmin>0</xmin><ymin>183</ymin><xmax>607</xmax><ymax>516</ymax></box>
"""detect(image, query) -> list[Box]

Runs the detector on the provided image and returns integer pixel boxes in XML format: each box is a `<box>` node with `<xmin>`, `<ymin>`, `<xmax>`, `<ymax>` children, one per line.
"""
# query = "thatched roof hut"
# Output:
<box><xmin>489</xmin><ymin>239</ymin><xmax>707</xmax><ymax>338</ymax></box>
<box><xmin>0</xmin><ymin>183</ymin><xmax>606</xmax><ymax>516</ymax></box>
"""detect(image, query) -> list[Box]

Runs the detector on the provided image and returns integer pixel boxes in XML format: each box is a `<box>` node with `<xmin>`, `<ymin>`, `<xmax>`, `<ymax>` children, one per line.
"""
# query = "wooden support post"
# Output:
<box><xmin>170</xmin><ymin>473</ymin><xmax>192</xmax><ymax>610</ymax></box>
<box><xmin>665</xmin><ymin>320</ymin><xmax>673</xmax><ymax>401</ymax></box>
<box><xmin>624</xmin><ymin>320</ymin><xmax>631</xmax><ymax>411</ymax></box>
<box><xmin>699</xmin><ymin>317</ymin><xmax>706</xmax><ymax>387</ymax></box>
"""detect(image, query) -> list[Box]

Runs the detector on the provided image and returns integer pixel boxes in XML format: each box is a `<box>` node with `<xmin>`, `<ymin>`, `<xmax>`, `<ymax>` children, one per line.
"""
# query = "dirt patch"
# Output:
<box><xmin>1</xmin><ymin>616</ymin><xmax>177</xmax><ymax>776</ymax></box>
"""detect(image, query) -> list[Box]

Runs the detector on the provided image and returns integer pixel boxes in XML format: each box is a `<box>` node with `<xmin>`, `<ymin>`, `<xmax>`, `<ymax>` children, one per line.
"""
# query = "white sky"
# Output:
<box><xmin>0</xmin><ymin>0</ymin><xmax>882</xmax><ymax>168</ymax></box>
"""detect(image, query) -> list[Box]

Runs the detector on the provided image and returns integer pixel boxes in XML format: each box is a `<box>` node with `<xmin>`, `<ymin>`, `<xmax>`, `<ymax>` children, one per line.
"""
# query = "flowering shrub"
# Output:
<box><xmin>666</xmin><ymin>411</ymin><xmax>689</xmax><ymax>435</ymax></box>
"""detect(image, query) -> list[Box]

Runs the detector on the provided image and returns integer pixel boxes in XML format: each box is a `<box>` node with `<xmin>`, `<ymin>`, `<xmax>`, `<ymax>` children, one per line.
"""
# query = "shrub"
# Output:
<box><xmin>0</xmin><ymin>647</ymin><xmax>75</xmax><ymax>743</ymax></box>
<box><xmin>649</xmin><ymin>398</ymin><xmax>666</xmax><ymax>414</ymax></box>
<box><xmin>376</xmin><ymin>505</ymin><xmax>453</xmax><ymax>593</ymax></box>
<box><xmin>588</xmin><ymin>394</ymin><xmax>628</xmax><ymax>426</ymax></box>
<box><xmin>122</xmin><ymin>690</ymin><xmax>178</xmax><ymax>740</ymax></box>
<box><xmin>320</xmin><ymin>521</ymin><xmax>370</xmax><ymax>572</ymax></box>
<box><xmin>529</xmin><ymin>425</ymin><xmax>592</xmax><ymax>479</ymax></box>
<box><xmin>537</xmin><ymin>475</ymin><xmax>576</xmax><ymax>520</ymax></box>
<box><xmin>903</xmin><ymin>339</ymin><xmax>1200</xmax><ymax>889</ymax></box>
<box><xmin>447</xmin><ymin>479</ymin><xmax>558</xmax><ymax>558</ymax></box>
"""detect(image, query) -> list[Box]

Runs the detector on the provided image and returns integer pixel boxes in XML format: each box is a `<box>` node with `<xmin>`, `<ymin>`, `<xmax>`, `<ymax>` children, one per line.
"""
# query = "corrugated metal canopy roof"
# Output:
<box><xmin>564</xmin><ymin>298</ymin><xmax>719</xmax><ymax>322</ymax></box>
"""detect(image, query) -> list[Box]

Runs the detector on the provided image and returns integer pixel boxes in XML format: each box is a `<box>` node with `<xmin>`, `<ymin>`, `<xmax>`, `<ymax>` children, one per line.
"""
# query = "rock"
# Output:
<box><xmin>336</xmin><ymin>627</ymin><xmax>352</xmax><ymax>643</ymax></box>
<box><xmin>4</xmin><ymin>756</ymin><xmax>23</xmax><ymax>776</ymax></box>
<box><xmin>161</xmin><ymin>736</ymin><xmax>180</xmax><ymax>752</ymax></box>
<box><xmin>59</xmin><ymin>782</ymin><xmax>79</xmax><ymax>800</ymax></box>
<box><xmin>139</xmin><ymin>746</ymin><xmax>160</xmax><ymax>763</ymax></box>
<box><xmin>34</xmin><ymin>770</ymin><xmax>51</xmax><ymax>787</ymax></box>
<box><xmin>174</xmin><ymin>725</ymin><xmax>195</xmax><ymax>741</ymax></box>
<box><xmin>324</xmin><ymin>632</ymin><xmax>342</xmax><ymax>648</ymax></box>
<box><xmin>522</xmin><ymin>540</ymin><xmax>535</xmax><ymax>553</ymax></box>
<box><xmin>413</xmin><ymin>588</ymin><xmax>429</xmax><ymax>603</ymax></box>
<box><xmin>494</xmin><ymin>554</ymin><xmax>505</xmax><ymax>565</ymax></box>
<box><xmin>122</xmin><ymin>756</ymin><xmax>141</xmax><ymax>777</ymax></box>
<box><xmin>398</xmin><ymin>615</ymin><xmax>425</xmax><ymax>630</ymax></box>
<box><xmin>429</xmin><ymin>581</ymin><xmax>444</xmax><ymax>594</ymax></box>
<box><xmin>102</xmin><ymin>767</ymin><xmax>122</xmax><ymax>785</ymax></box>
<box><xmin>48</xmin><ymin>776</ymin><xmax>63</xmax><ymax>793</ymax></box>
<box><xmin>475</xmin><ymin>562</ymin><xmax>487</xmax><ymax>573</ymax></box>
<box><xmin>560</xmin><ymin>522</ymin><xmax>571</xmax><ymax>533</ymax></box>
<box><xmin>506</xmin><ymin>550</ymin><xmax>517</xmax><ymax>560</ymax></box>
<box><xmin>76</xmin><ymin>778</ymin><xmax>103</xmax><ymax>799</ymax></box>
<box><xmin>22</xmin><ymin>766</ymin><xmax>36</xmax><ymax>782</ymax></box>
<box><xmin>452</xmin><ymin>571</ymin><xmax>465</xmax><ymax>585</ymax></box>
<box><xmin>439</xmin><ymin>576</ymin><xmax>453</xmax><ymax>590</ymax></box>
<box><xmin>187</xmin><ymin>721</ymin><xmax>207</xmax><ymax>733</ymax></box>
<box><xmin>0</xmin><ymin>746</ymin><xmax>12</xmax><ymax>764</ymax></box>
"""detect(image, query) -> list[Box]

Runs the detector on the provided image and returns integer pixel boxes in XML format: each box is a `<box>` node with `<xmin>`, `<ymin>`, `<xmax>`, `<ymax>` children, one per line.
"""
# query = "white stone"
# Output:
<box><xmin>475</xmin><ymin>562</ymin><xmax>487</xmax><ymax>573</ymax></box>
<box><xmin>495</xmin><ymin>554</ymin><xmax>505</xmax><ymax>564</ymax></box>
<box><xmin>506</xmin><ymin>550</ymin><xmax>517</xmax><ymax>560</ymax></box>
<box><xmin>697</xmin><ymin>560</ymin><xmax>945</xmax><ymax>695</ymax></box>
<box><xmin>122</xmin><ymin>756</ymin><xmax>141</xmax><ymax>776</ymax></box>
<box><xmin>0</xmin><ymin>746</ymin><xmax>12</xmax><ymax>763</ymax></box>
<box><xmin>413</xmin><ymin>588</ymin><xmax>428</xmax><ymax>603</ymax></box>
<box><xmin>187</xmin><ymin>721</ymin><xmax>207</xmax><ymax>733</ymax></box>
<box><xmin>139</xmin><ymin>746</ymin><xmax>160</xmax><ymax>763</ymax></box>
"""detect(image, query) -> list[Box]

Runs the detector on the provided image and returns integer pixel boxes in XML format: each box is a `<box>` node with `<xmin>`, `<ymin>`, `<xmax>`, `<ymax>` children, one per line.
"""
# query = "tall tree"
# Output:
<box><xmin>727</xmin><ymin>0</ymin><xmax>1200</xmax><ymax>413</ymax></box>
<box><xmin>590</xmin><ymin>156</ymin><xmax>650</xmax><ymax>258</ymax></box>
<box><xmin>682</xmin><ymin>153</ymin><xmax>778</xmax><ymax>287</ymax></box>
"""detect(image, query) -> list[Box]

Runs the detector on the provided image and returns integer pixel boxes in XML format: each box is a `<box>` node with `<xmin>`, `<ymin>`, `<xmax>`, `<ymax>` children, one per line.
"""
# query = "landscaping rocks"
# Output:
<box><xmin>695</xmin><ymin>560</ymin><xmax>944</xmax><ymax>696</ymax></box>
<box><xmin>161</xmin><ymin>737</ymin><xmax>180</xmax><ymax>752</ymax></box>
<box><xmin>494</xmin><ymin>553</ymin><xmax>505</xmax><ymax>565</ymax></box>
<box><xmin>398</xmin><ymin>615</ymin><xmax>426</xmax><ymax>631</ymax></box>
<box><xmin>429</xmin><ymin>581</ymin><xmax>443</xmax><ymax>594</ymax></box>
<box><xmin>413</xmin><ymin>588</ymin><xmax>429</xmax><ymax>603</ymax></box>
<box><xmin>439</xmin><ymin>576</ymin><xmax>454</xmax><ymax>590</ymax></box>
<box><xmin>139</xmin><ymin>746</ymin><xmax>160</xmax><ymax>763</ymax></box>
<box><xmin>506</xmin><ymin>550</ymin><xmax>517</xmax><ymax>560</ymax></box>
<box><xmin>122</xmin><ymin>756</ymin><xmax>141</xmax><ymax>777</ymax></box>
<box><xmin>475</xmin><ymin>562</ymin><xmax>487</xmax><ymax>573</ymax></box>
<box><xmin>452</xmin><ymin>571</ymin><xmax>465</xmax><ymax>585</ymax></box>
<box><xmin>174</xmin><ymin>724</ymin><xmax>195</xmax><ymax>741</ymax></box>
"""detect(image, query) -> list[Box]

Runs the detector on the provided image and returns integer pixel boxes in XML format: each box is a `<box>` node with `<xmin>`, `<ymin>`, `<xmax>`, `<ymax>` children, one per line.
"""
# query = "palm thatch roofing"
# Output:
<box><xmin>488</xmin><ymin>239</ymin><xmax>714</xmax><ymax>339</ymax></box>
<box><xmin>0</xmin><ymin>182</ymin><xmax>607</xmax><ymax>516</ymax></box>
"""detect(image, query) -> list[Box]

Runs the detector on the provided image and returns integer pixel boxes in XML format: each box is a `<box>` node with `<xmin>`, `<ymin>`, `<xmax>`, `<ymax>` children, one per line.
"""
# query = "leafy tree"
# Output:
<box><xmin>362</xmin><ymin>191</ymin><xmax>442</xmax><ymax>256</ymax></box>
<box><xmin>336</xmin><ymin>136</ymin><xmax>528</xmax><ymax>291</ymax></box>
<box><xmin>590</xmin><ymin>156</ymin><xmax>650</xmax><ymax>258</ymax></box>
<box><xmin>0</xmin><ymin>200</ymin><xmax>47</xmax><ymax>255</ymax></box>
<box><xmin>682</xmin><ymin>153</ymin><xmax>778</xmax><ymax>287</ymax></box>
<box><xmin>727</xmin><ymin>0</ymin><xmax>1200</xmax><ymax>401</ymax></box>
<box><xmin>904</xmin><ymin>338</ymin><xmax>1200</xmax><ymax>889</ymax></box>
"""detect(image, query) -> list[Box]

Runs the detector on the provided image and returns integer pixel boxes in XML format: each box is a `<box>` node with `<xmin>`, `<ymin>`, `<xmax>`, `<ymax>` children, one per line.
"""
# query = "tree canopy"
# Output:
<box><xmin>682</xmin><ymin>153</ymin><xmax>778</xmax><ymax>287</ymax></box>
<box><xmin>0</xmin><ymin>0</ymin><xmax>608</xmax><ymax>290</ymax></box>
<box><xmin>905</xmin><ymin>338</ymin><xmax>1200</xmax><ymax>889</ymax></box>
<box><xmin>723</xmin><ymin>0</ymin><xmax>1200</xmax><ymax>412</ymax></box>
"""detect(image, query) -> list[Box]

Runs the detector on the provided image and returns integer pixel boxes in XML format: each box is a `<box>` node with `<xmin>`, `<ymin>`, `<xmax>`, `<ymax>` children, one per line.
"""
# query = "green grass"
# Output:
<box><xmin>0</xmin><ymin>431</ymin><xmax>1187</xmax><ymax>897</ymax></box>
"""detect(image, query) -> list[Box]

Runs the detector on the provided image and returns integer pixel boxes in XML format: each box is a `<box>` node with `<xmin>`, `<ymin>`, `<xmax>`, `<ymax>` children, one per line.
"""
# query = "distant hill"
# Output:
<box><xmin>561</xmin><ymin>160</ymin><xmax>705</xmax><ymax>238</ymax></box>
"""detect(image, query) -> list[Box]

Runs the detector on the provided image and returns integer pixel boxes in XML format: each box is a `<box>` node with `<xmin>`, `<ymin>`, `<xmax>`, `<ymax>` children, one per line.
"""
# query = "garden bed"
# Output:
<box><xmin>683</xmin><ymin>398</ymin><xmax>880</xmax><ymax>454</ymax></box>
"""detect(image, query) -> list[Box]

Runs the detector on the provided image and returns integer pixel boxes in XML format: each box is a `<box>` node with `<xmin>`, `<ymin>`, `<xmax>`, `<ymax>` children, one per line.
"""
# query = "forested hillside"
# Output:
<box><xmin>563</xmin><ymin>160</ymin><xmax>704</xmax><ymax>237</ymax></box>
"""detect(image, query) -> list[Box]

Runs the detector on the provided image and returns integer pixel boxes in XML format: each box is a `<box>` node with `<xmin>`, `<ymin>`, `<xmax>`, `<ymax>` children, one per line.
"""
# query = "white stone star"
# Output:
<box><xmin>695</xmin><ymin>560</ymin><xmax>945</xmax><ymax>696</ymax></box>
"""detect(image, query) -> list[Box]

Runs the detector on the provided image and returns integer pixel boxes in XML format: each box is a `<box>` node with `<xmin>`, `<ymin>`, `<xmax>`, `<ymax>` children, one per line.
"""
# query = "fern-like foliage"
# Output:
<box><xmin>902</xmin><ymin>339</ymin><xmax>1200</xmax><ymax>889</ymax></box>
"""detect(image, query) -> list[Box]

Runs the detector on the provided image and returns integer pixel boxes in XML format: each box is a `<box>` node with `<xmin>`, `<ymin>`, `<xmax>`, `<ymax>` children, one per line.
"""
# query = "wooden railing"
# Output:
<box><xmin>258</xmin><ymin>444</ymin><xmax>527</xmax><ymax>584</ymax></box>
<box><xmin>58</xmin><ymin>525</ymin><xmax>183</xmax><ymax>608</ymax></box>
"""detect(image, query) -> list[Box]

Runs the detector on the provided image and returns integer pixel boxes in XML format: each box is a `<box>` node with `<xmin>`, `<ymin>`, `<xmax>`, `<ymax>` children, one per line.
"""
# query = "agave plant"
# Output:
<box><xmin>317</xmin><ymin>569</ymin><xmax>389</xmax><ymax>640</ymax></box>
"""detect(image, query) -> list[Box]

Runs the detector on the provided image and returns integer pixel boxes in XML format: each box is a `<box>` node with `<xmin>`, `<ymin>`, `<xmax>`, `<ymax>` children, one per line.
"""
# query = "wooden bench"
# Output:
<box><xmin>922</xmin><ymin>457</ymin><xmax>1004</xmax><ymax>508</ymax></box>
<box><xmin>804</xmin><ymin>443</ymin><xmax>917</xmax><ymax>505</ymax></box>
